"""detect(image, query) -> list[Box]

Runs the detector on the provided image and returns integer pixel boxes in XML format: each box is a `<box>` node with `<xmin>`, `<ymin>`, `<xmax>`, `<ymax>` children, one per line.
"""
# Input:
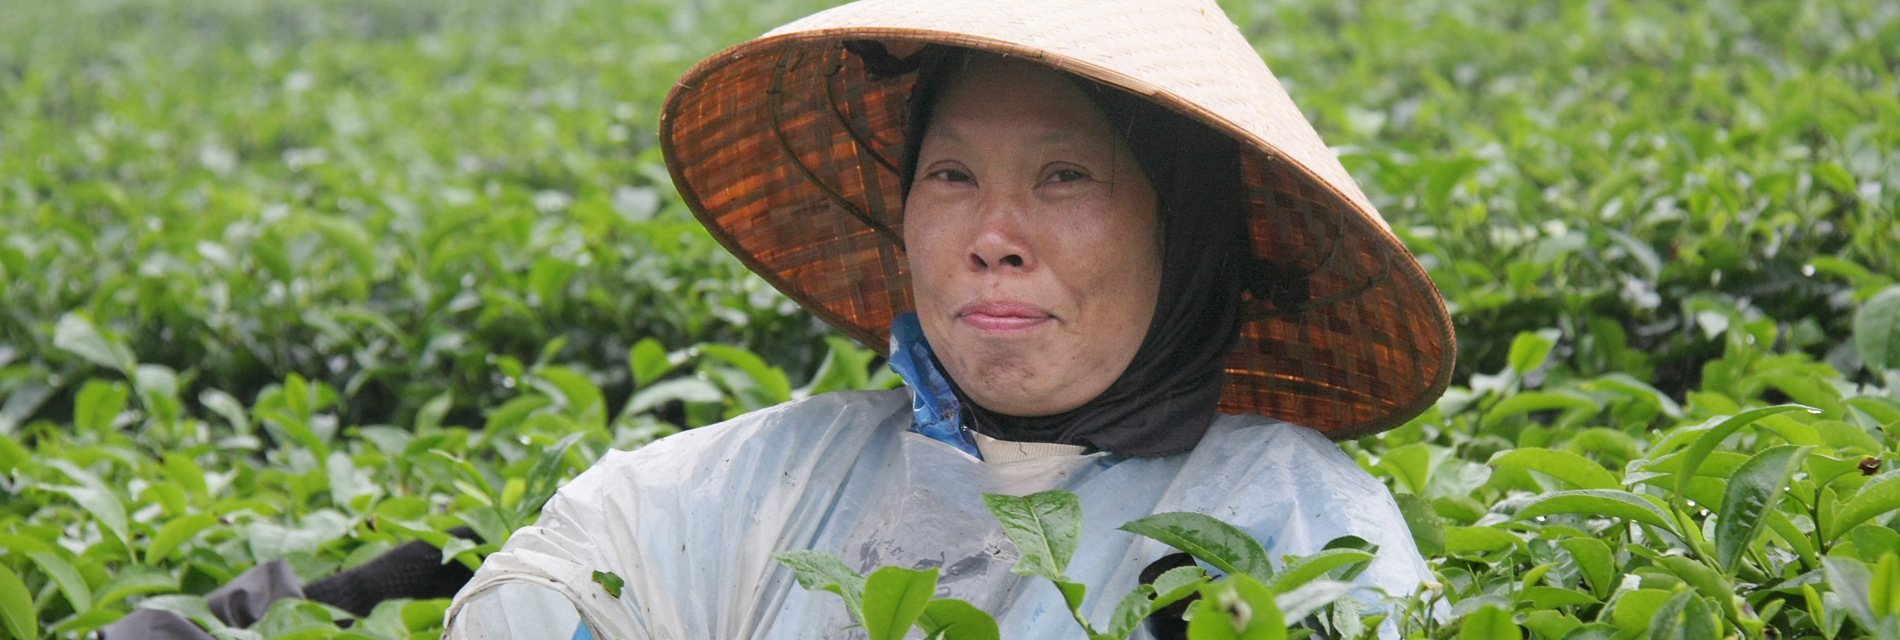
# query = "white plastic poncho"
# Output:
<box><xmin>444</xmin><ymin>389</ymin><xmax>1431</xmax><ymax>639</ymax></box>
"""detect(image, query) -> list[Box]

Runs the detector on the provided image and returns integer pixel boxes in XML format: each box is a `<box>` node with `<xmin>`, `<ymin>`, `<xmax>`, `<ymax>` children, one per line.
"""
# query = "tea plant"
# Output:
<box><xmin>3</xmin><ymin>0</ymin><xmax>1899</xmax><ymax>637</ymax></box>
<box><xmin>773</xmin><ymin>490</ymin><xmax>1378</xmax><ymax>640</ymax></box>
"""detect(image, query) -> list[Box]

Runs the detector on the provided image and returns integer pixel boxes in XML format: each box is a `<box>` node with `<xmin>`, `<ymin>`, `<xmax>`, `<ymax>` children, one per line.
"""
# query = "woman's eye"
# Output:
<box><xmin>928</xmin><ymin>169</ymin><xmax>973</xmax><ymax>183</ymax></box>
<box><xmin>1046</xmin><ymin>169</ymin><xmax>1089</xmax><ymax>184</ymax></box>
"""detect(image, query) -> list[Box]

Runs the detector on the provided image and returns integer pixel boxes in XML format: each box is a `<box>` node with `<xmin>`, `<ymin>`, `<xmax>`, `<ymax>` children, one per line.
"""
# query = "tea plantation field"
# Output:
<box><xmin>0</xmin><ymin>0</ymin><xmax>1897</xmax><ymax>637</ymax></box>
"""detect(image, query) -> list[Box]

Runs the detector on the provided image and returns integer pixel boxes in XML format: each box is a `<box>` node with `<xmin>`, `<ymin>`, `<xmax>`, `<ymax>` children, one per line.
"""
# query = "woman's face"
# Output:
<box><xmin>904</xmin><ymin>57</ymin><xmax>1163</xmax><ymax>417</ymax></box>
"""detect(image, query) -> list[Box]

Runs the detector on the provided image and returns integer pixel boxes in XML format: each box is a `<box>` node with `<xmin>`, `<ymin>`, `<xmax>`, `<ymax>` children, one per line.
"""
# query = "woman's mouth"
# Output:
<box><xmin>956</xmin><ymin>301</ymin><xmax>1053</xmax><ymax>332</ymax></box>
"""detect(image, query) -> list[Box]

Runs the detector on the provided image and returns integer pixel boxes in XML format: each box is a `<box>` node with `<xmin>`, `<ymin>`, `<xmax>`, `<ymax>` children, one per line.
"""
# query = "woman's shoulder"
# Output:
<box><xmin>561</xmin><ymin>388</ymin><xmax>910</xmax><ymax>495</ymax></box>
<box><xmin>1185</xmin><ymin>413</ymin><xmax>1384</xmax><ymax>493</ymax></box>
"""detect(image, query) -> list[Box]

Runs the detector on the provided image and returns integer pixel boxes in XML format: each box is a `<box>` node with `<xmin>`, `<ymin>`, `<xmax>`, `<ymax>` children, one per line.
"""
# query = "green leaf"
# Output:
<box><xmin>591</xmin><ymin>570</ymin><xmax>624</xmax><ymax>598</ymax></box>
<box><xmin>94</xmin><ymin>566</ymin><xmax>179</xmax><ymax>607</ymax></box>
<box><xmin>624</xmin><ymin>378</ymin><xmax>725</xmax><ymax>415</ymax></box>
<box><xmin>1521</xmin><ymin>586</ymin><xmax>1600</xmax><ymax>609</ymax></box>
<box><xmin>801</xmin><ymin>335</ymin><xmax>877</xmax><ymax>397</ymax></box>
<box><xmin>1273</xmin><ymin>580</ymin><xmax>1355</xmax><ymax>623</ymax></box>
<box><xmin>400</xmin><ymin>599</ymin><xmax>450</xmax><ymax>632</ymax></box>
<box><xmin>1825</xmin><ymin>556</ymin><xmax>1878</xmax><ymax>631</ymax></box>
<box><xmin>26</xmin><ymin>550</ymin><xmax>91</xmax><ymax>613</ymax></box>
<box><xmin>629</xmin><ymin>338</ymin><xmax>673</xmax><ymax>388</ymax></box>
<box><xmin>0</xmin><ymin>563</ymin><xmax>35</xmax><ymax>640</ymax></box>
<box><xmin>148</xmin><ymin>513</ymin><xmax>219</xmax><ymax>563</ymax></box>
<box><xmin>53</xmin><ymin>313</ymin><xmax>135</xmax><ymax>373</ymax></box>
<box><xmin>1715</xmin><ymin>445</ymin><xmax>1809</xmax><ymax>573</ymax></box>
<box><xmin>1585</xmin><ymin>373</ymin><xmax>1683</xmax><ymax>418</ymax></box>
<box><xmin>1488</xmin><ymin>448</ymin><xmax>1620</xmax><ymax>490</ymax></box>
<box><xmin>1105</xmin><ymin>584</ymin><xmax>1158</xmax><ymax>640</ymax></box>
<box><xmin>1482</xmin><ymin>391</ymin><xmax>1600</xmax><ymax>429</ymax></box>
<box><xmin>1830</xmin><ymin>475</ymin><xmax>1900</xmax><ymax>541</ymax></box>
<box><xmin>916</xmin><ymin>598</ymin><xmax>999</xmax><ymax>640</ymax></box>
<box><xmin>1521</xmin><ymin>611</ymin><xmax>1584</xmax><ymax>640</ymax></box>
<box><xmin>1445</xmin><ymin>526</ymin><xmax>1521</xmax><ymax>555</ymax></box>
<box><xmin>1647</xmin><ymin>591</ymin><xmax>1720</xmax><ymax>640</ymax></box>
<box><xmin>983</xmin><ymin>491</ymin><xmax>1084</xmax><ymax>580</ymax></box>
<box><xmin>1611</xmin><ymin>589</ymin><xmax>1676</xmax><ymax>635</ymax></box>
<box><xmin>1653</xmin><ymin>555</ymin><xmax>1737</xmax><ymax>622</ymax></box>
<box><xmin>696</xmin><ymin>343</ymin><xmax>791</xmax><ymax>405</ymax></box>
<box><xmin>862</xmin><ymin>566</ymin><xmax>938</xmax><ymax>640</ymax></box>
<box><xmin>1376</xmin><ymin>443</ymin><xmax>1431</xmax><ymax>494</ymax></box>
<box><xmin>773</xmin><ymin>550</ymin><xmax>867</xmax><ymax>624</ymax></box>
<box><xmin>1559</xmin><ymin>537</ymin><xmax>1617</xmax><ymax>600</ymax></box>
<box><xmin>533</xmin><ymin>366</ymin><xmax>606</xmax><ymax>430</ymax></box>
<box><xmin>44</xmin><ymin>459</ymin><xmax>132</xmax><ymax>559</ymax></box>
<box><xmin>73</xmin><ymin>379</ymin><xmax>128</xmax><ymax>433</ymax></box>
<box><xmin>1118</xmin><ymin>511</ymin><xmax>1271</xmax><ymax>582</ymax></box>
<box><xmin>161</xmin><ymin>454</ymin><xmax>210</xmax><ymax>503</ymax></box>
<box><xmin>1672</xmin><ymin>405</ymin><xmax>1813</xmax><ymax>505</ymax></box>
<box><xmin>517</xmin><ymin>432</ymin><xmax>587</xmax><ymax>521</ymax></box>
<box><xmin>1050</xmin><ymin>579</ymin><xmax>1092</xmax><ymax>635</ymax></box>
<box><xmin>1187</xmin><ymin>574</ymin><xmax>1285</xmax><ymax>640</ymax></box>
<box><xmin>1515</xmin><ymin>489</ymin><xmax>1677</xmax><ymax>532</ymax></box>
<box><xmin>1803</xmin><ymin>583</ymin><xmax>1844</xmax><ymax>640</ymax></box>
<box><xmin>1855</xmin><ymin>286</ymin><xmax>1900</xmax><ymax>373</ymax></box>
<box><xmin>1154</xmin><ymin>564</ymin><xmax>1211</xmax><ymax>610</ymax></box>
<box><xmin>1508</xmin><ymin>329</ymin><xmax>1561</xmax><ymax>376</ymax></box>
<box><xmin>1459</xmin><ymin>604</ymin><xmax>1521</xmax><ymax>640</ymax></box>
<box><xmin>1871</xmin><ymin>553</ymin><xmax>1900</xmax><ymax>619</ymax></box>
<box><xmin>1268</xmin><ymin>549</ymin><xmax>1373</xmax><ymax>593</ymax></box>
<box><xmin>1393</xmin><ymin>493</ymin><xmax>1446</xmax><ymax>555</ymax></box>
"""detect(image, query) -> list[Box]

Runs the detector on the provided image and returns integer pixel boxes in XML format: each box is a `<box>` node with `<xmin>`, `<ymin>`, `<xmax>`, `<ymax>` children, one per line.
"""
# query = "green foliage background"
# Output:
<box><xmin>0</xmin><ymin>0</ymin><xmax>1896</xmax><ymax>637</ymax></box>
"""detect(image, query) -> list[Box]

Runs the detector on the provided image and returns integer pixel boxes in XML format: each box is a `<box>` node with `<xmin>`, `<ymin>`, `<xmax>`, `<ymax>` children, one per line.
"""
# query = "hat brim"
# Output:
<box><xmin>661</xmin><ymin>27</ymin><xmax>1454</xmax><ymax>441</ymax></box>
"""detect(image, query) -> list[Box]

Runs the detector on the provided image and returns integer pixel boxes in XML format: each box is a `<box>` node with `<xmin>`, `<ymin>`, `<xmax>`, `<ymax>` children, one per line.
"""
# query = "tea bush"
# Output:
<box><xmin>1</xmin><ymin>0</ymin><xmax>1897</xmax><ymax>637</ymax></box>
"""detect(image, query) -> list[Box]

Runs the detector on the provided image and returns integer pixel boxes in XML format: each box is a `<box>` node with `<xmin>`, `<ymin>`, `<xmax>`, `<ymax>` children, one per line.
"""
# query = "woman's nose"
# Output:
<box><xmin>968</xmin><ymin>195</ymin><xmax>1035</xmax><ymax>272</ymax></box>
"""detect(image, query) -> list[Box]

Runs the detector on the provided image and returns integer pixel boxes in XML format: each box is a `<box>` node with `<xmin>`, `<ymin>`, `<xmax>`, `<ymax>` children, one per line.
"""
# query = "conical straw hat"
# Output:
<box><xmin>659</xmin><ymin>0</ymin><xmax>1455</xmax><ymax>440</ymax></box>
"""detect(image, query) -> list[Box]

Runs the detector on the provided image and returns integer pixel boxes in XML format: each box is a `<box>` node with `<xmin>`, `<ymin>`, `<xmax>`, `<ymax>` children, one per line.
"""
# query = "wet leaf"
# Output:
<box><xmin>1120</xmin><ymin>511</ymin><xmax>1271</xmax><ymax>582</ymax></box>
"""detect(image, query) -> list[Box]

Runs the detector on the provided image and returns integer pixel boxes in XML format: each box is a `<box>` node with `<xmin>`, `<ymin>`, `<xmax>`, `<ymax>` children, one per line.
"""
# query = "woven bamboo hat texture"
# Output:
<box><xmin>659</xmin><ymin>0</ymin><xmax>1456</xmax><ymax>440</ymax></box>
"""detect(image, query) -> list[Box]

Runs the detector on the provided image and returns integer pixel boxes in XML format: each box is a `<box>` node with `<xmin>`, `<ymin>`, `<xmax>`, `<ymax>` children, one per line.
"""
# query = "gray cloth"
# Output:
<box><xmin>99</xmin><ymin>559</ymin><xmax>302</xmax><ymax>640</ymax></box>
<box><xmin>207</xmin><ymin>558</ymin><xmax>305</xmax><ymax>628</ymax></box>
<box><xmin>99</xmin><ymin>605</ymin><xmax>219</xmax><ymax>640</ymax></box>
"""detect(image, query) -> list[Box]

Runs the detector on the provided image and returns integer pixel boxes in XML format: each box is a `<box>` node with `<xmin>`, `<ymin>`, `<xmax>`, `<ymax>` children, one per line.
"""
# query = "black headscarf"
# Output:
<box><xmin>891</xmin><ymin>47</ymin><xmax>1250</xmax><ymax>457</ymax></box>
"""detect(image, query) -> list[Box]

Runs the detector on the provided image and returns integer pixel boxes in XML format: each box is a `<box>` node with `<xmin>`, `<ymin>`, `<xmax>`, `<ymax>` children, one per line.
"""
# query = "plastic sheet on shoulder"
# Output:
<box><xmin>445</xmin><ymin>389</ymin><xmax>1430</xmax><ymax>639</ymax></box>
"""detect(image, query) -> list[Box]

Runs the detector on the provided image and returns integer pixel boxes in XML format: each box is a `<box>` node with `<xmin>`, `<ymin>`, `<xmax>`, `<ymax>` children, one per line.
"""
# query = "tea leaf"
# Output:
<box><xmin>1105</xmin><ymin>585</ymin><xmax>1158</xmax><ymax>640</ymax></box>
<box><xmin>1559</xmin><ymin>538</ymin><xmax>1617</xmax><ymax>599</ymax></box>
<box><xmin>1855</xmin><ymin>287</ymin><xmax>1900</xmax><ymax>373</ymax></box>
<box><xmin>25</xmin><ymin>551</ymin><xmax>91</xmax><ymax>613</ymax></box>
<box><xmin>983</xmin><ymin>491</ymin><xmax>1084</xmax><ymax>580</ymax></box>
<box><xmin>1393</xmin><ymin>493</ymin><xmax>1446</xmax><ymax>555</ymax></box>
<box><xmin>1489</xmin><ymin>448</ymin><xmax>1620</xmax><ymax>490</ymax></box>
<box><xmin>52</xmin><ymin>313</ymin><xmax>134</xmax><ymax>373</ymax></box>
<box><xmin>1458</xmin><ymin>605</ymin><xmax>1520</xmax><ymax>640</ymax></box>
<box><xmin>1715</xmin><ymin>445</ymin><xmax>1809</xmax><ymax>573</ymax></box>
<box><xmin>772</xmin><ymin>550</ymin><xmax>867</xmax><ymax>623</ymax></box>
<box><xmin>0</xmin><ymin>565</ymin><xmax>35</xmax><ymax>640</ymax></box>
<box><xmin>1119</xmin><ymin>512</ymin><xmax>1271</xmax><ymax>582</ymax></box>
<box><xmin>591</xmin><ymin>570</ymin><xmax>624</xmax><ymax>598</ymax></box>
<box><xmin>1187</xmin><ymin>574</ymin><xmax>1285</xmax><ymax>640</ymax></box>
<box><xmin>1507</xmin><ymin>329</ymin><xmax>1561</xmax><ymax>376</ymax></box>
<box><xmin>1647</xmin><ymin>591</ymin><xmax>1720</xmax><ymax>640</ymax></box>
<box><xmin>1268</xmin><ymin>549</ymin><xmax>1374</xmax><ymax>593</ymax></box>
<box><xmin>629</xmin><ymin>338</ymin><xmax>673</xmax><ymax>388</ymax></box>
<box><xmin>1673</xmin><ymin>405</ymin><xmax>1813</xmax><ymax>504</ymax></box>
<box><xmin>1273</xmin><ymin>580</ymin><xmax>1355</xmax><ymax>623</ymax></box>
<box><xmin>1516</xmin><ymin>489</ymin><xmax>1677</xmax><ymax>532</ymax></box>
<box><xmin>1829</xmin><ymin>475</ymin><xmax>1900</xmax><ymax>541</ymax></box>
<box><xmin>915</xmin><ymin>598</ymin><xmax>999</xmax><ymax>640</ymax></box>
<box><xmin>147</xmin><ymin>513</ymin><xmax>220</xmax><ymax>564</ymax></box>
<box><xmin>862</xmin><ymin>566</ymin><xmax>938</xmax><ymax>640</ymax></box>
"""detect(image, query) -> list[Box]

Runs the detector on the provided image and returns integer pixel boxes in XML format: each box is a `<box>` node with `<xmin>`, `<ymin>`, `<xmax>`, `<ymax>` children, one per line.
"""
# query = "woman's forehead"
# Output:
<box><xmin>923</xmin><ymin>57</ymin><xmax>1119</xmax><ymax>149</ymax></box>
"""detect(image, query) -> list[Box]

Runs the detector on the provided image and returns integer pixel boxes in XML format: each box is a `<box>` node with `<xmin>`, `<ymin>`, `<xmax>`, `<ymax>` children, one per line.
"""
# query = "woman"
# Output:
<box><xmin>447</xmin><ymin>0</ymin><xmax>1455</xmax><ymax>638</ymax></box>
